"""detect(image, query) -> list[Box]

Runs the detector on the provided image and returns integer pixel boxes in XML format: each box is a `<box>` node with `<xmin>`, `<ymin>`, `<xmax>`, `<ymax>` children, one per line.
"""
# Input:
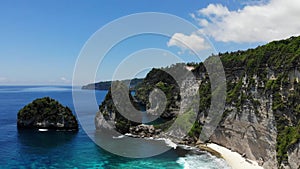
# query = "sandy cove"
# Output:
<box><xmin>206</xmin><ymin>143</ymin><xmax>264</xmax><ymax>169</ymax></box>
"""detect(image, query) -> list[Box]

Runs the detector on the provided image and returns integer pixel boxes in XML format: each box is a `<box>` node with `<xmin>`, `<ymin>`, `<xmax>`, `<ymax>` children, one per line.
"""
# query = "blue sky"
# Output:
<box><xmin>0</xmin><ymin>0</ymin><xmax>299</xmax><ymax>85</ymax></box>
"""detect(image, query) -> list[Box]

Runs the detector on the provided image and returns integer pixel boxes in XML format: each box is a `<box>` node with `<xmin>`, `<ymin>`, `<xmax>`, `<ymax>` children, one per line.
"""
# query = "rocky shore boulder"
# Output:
<box><xmin>129</xmin><ymin>124</ymin><xmax>161</xmax><ymax>137</ymax></box>
<box><xmin>17</xmin><ymin>97</ymin><xmax>78</xmax><ymax>131</ymax></box>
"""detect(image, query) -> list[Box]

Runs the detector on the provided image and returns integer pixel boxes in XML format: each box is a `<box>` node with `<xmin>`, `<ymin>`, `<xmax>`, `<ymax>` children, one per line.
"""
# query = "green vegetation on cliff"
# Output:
<box><xmin>268</xmin><ymin>75</ymin><xmax>300</xmax><ymax>164</ymax></box>
<box><xmin>98</xmin><ymin>83</ymin><xmax>140</xmax><ymax>134</ymax></box>
<box><xmin>135</xmin><ymin>64</ymin><xmax>185</xmax><ymax>119</ymax></box>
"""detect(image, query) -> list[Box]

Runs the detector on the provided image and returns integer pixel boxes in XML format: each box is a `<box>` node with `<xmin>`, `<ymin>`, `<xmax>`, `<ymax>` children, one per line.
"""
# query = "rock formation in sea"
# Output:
<box><xmin>17</xmin><ymin>97</ymin><xmax>78</xmax><ymax>131</ymax></box>
<box><xmin>94</xmin><ymin>36</ymin><xmax>300</xmax><ymax>169</ymax></box>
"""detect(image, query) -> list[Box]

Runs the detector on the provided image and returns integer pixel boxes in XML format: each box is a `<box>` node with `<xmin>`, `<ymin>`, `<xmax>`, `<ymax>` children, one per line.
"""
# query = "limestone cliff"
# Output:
<box><xmin>95</xmin><ymin>36</ymin><xmax>300</xmax><ymax>169</ymax></box>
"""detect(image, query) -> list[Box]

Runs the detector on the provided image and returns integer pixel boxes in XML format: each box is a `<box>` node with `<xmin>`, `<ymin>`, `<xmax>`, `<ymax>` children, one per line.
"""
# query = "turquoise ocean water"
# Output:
<box><xmin>0</xmin><ymin>86</ymin><xmax>231</xmax><ymax>169</ymax></box>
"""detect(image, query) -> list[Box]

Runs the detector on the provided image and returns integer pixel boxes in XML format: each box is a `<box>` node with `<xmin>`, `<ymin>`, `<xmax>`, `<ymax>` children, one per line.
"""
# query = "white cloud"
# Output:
<box><xmin>194</xmin><ymin>0</ymin><xmax>300</xmax><ymax>43</ymax></box>
<box><xmin>199</xmin><ymin>4</ymin><xmax>230</xmax><ymax>17</ymax></box>
<box><xmin>60</xmin><ymin>77</ymin><xmax>70</xmax><ymax>83</ymax></box>
<box><xmin>167</xmin><ymin>33</ymin><xmax>211</xmax><ymax>53</ymax></box>
<box><xmin>60</xmin><ymin>77</ymin><xmax>67</xmax><ymax>81</ymax></box>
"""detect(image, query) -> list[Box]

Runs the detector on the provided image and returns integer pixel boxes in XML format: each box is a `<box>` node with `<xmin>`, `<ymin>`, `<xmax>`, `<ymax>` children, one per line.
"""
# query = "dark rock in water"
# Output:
<box><xmin>17</xmin><ymin>97</ymin><xmax>78</xmax><ymax>131</ymax></box>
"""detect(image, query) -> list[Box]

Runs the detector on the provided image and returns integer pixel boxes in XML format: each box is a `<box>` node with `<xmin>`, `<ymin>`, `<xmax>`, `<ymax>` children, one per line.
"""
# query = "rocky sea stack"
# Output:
<box><xmin>17</xmin><ymin>97</ymin><xmax>78</xmax><ymax>131</ymax></box>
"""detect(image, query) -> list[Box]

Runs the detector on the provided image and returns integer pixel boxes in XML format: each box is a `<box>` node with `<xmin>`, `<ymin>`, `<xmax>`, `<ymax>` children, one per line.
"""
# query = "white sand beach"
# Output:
<box><xmin>207</xmin><ymin>143</ymin><xmax>264</xmax><ymax>169</ymax></box>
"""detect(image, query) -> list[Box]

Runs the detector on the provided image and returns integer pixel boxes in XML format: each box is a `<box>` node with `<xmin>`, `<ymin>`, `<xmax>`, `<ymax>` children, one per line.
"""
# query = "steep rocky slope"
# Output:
<box><xmin>95</xmin><ymin>36</ymin><xmax>300</xmax><ymax>169</ymax></box>
<box><xmin>211</xmin><ymin>36</ymin><xmax>300</xmax><ymax>169</ymax></box>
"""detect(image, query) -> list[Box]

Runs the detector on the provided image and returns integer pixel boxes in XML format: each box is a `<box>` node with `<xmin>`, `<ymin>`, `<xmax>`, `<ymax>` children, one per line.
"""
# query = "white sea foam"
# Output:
<box><xmin>38</xmin><ymin>129</ymin><xmax>48</xmax><ymax>132</ymax></box>
<box><xmin>124</xmin><ymin>133</ymin><xmax>134</xmax><ymax>137</ymax></box>
<box><xmin>120</xmin><ymin>134</ymin><xmax>178</xmax><ymax>149</ymax></box>
<box><xmin>163</xmin><ymin>138</ymin><xmax>177</xmax><ymax>149</ymax></box>
<box><xmin>112</xmin><ymin>135</ymin><xmax>125</xmax><ymax>139</ymax></box>
<box><xmin>145</xmin><ymin>137</ymin><xmax>177</xmax><ymax>149</ymax></box>
<box><xmin>111</xmin><ymin>133</ymin><xmax>138</xmax><ymax>139</ymax></box>
<box><xmin>176</xmin><ymin>154</ymin><xmax>232</xmax><ymax>169</ymax></box>
<box><xmin>178</xmin><ymin>144</ymin><xmax>197</xmax><ymax>150</ymax></box>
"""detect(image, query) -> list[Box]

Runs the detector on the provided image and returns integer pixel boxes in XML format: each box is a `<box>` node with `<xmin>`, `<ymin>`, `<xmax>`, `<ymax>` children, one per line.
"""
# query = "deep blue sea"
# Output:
<box><xmin>0</xmin><ymin>85</ymin><xmax>231</xmax><ymax>169</ymax></box>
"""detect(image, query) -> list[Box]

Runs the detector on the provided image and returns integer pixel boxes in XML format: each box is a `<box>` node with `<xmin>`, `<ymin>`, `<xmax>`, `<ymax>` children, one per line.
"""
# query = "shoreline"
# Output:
<box><xmin>206</xmin><ymin>143</ymin><xmax>264</xmax><ymax>169</ymax></box>
<box><xmin>119</xmin><ymin>133</ymin><xmax>263</xmax><ymax>169</ymax></box>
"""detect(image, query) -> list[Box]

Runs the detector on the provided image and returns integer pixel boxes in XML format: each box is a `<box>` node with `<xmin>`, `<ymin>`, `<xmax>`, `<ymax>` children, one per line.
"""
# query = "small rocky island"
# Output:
<box><xmin>17</xmin><ymin>97</ymin><xmax>78</xmax><ymax>131</ymax></box>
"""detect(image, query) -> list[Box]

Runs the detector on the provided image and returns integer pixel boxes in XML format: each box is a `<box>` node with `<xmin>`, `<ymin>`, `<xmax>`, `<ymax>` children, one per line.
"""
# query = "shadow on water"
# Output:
<box><xmin>92</xmin><ymin>133</ymin><xmax>182</xmax><ymax>169</ymax></box>
<box><xmin>92</xmin><ymin>128</ymin><xmax>206</xmax><ymax>162</ymax></box>
<box><xmin>92</xmin><ymin>131</ymin><xmax>206</xmax><ymax>169</ymax></box>
<box><xmin>16</xmin><ymin>129</ymin><xmax>81</xmax><ymax>167</ymax></box>
<box><xmin>17</xmin><ymin>129</ymin><xmax>78</xmax><ymax>149</ymax></box>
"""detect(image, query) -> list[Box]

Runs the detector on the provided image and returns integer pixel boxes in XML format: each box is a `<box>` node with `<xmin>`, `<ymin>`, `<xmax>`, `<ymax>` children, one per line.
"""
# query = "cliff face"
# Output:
<box><xmin>95</xmin><ymin>36</ymin><xmax>300</xmax><ymax>169</ymax></box>
<box><xmin>287</xmin><ymin>141</ymin><xmax>300</xmax><ymax>169</ymax></box>
<box><xmin>210</xmin><ymin>71</ymin><xmax>278</xmax><ymax>168</ymax></box>
<box><xmin>205</xmin><ymin>37</ymin><xmax>300</xmax><ymax>168</ymax></box>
